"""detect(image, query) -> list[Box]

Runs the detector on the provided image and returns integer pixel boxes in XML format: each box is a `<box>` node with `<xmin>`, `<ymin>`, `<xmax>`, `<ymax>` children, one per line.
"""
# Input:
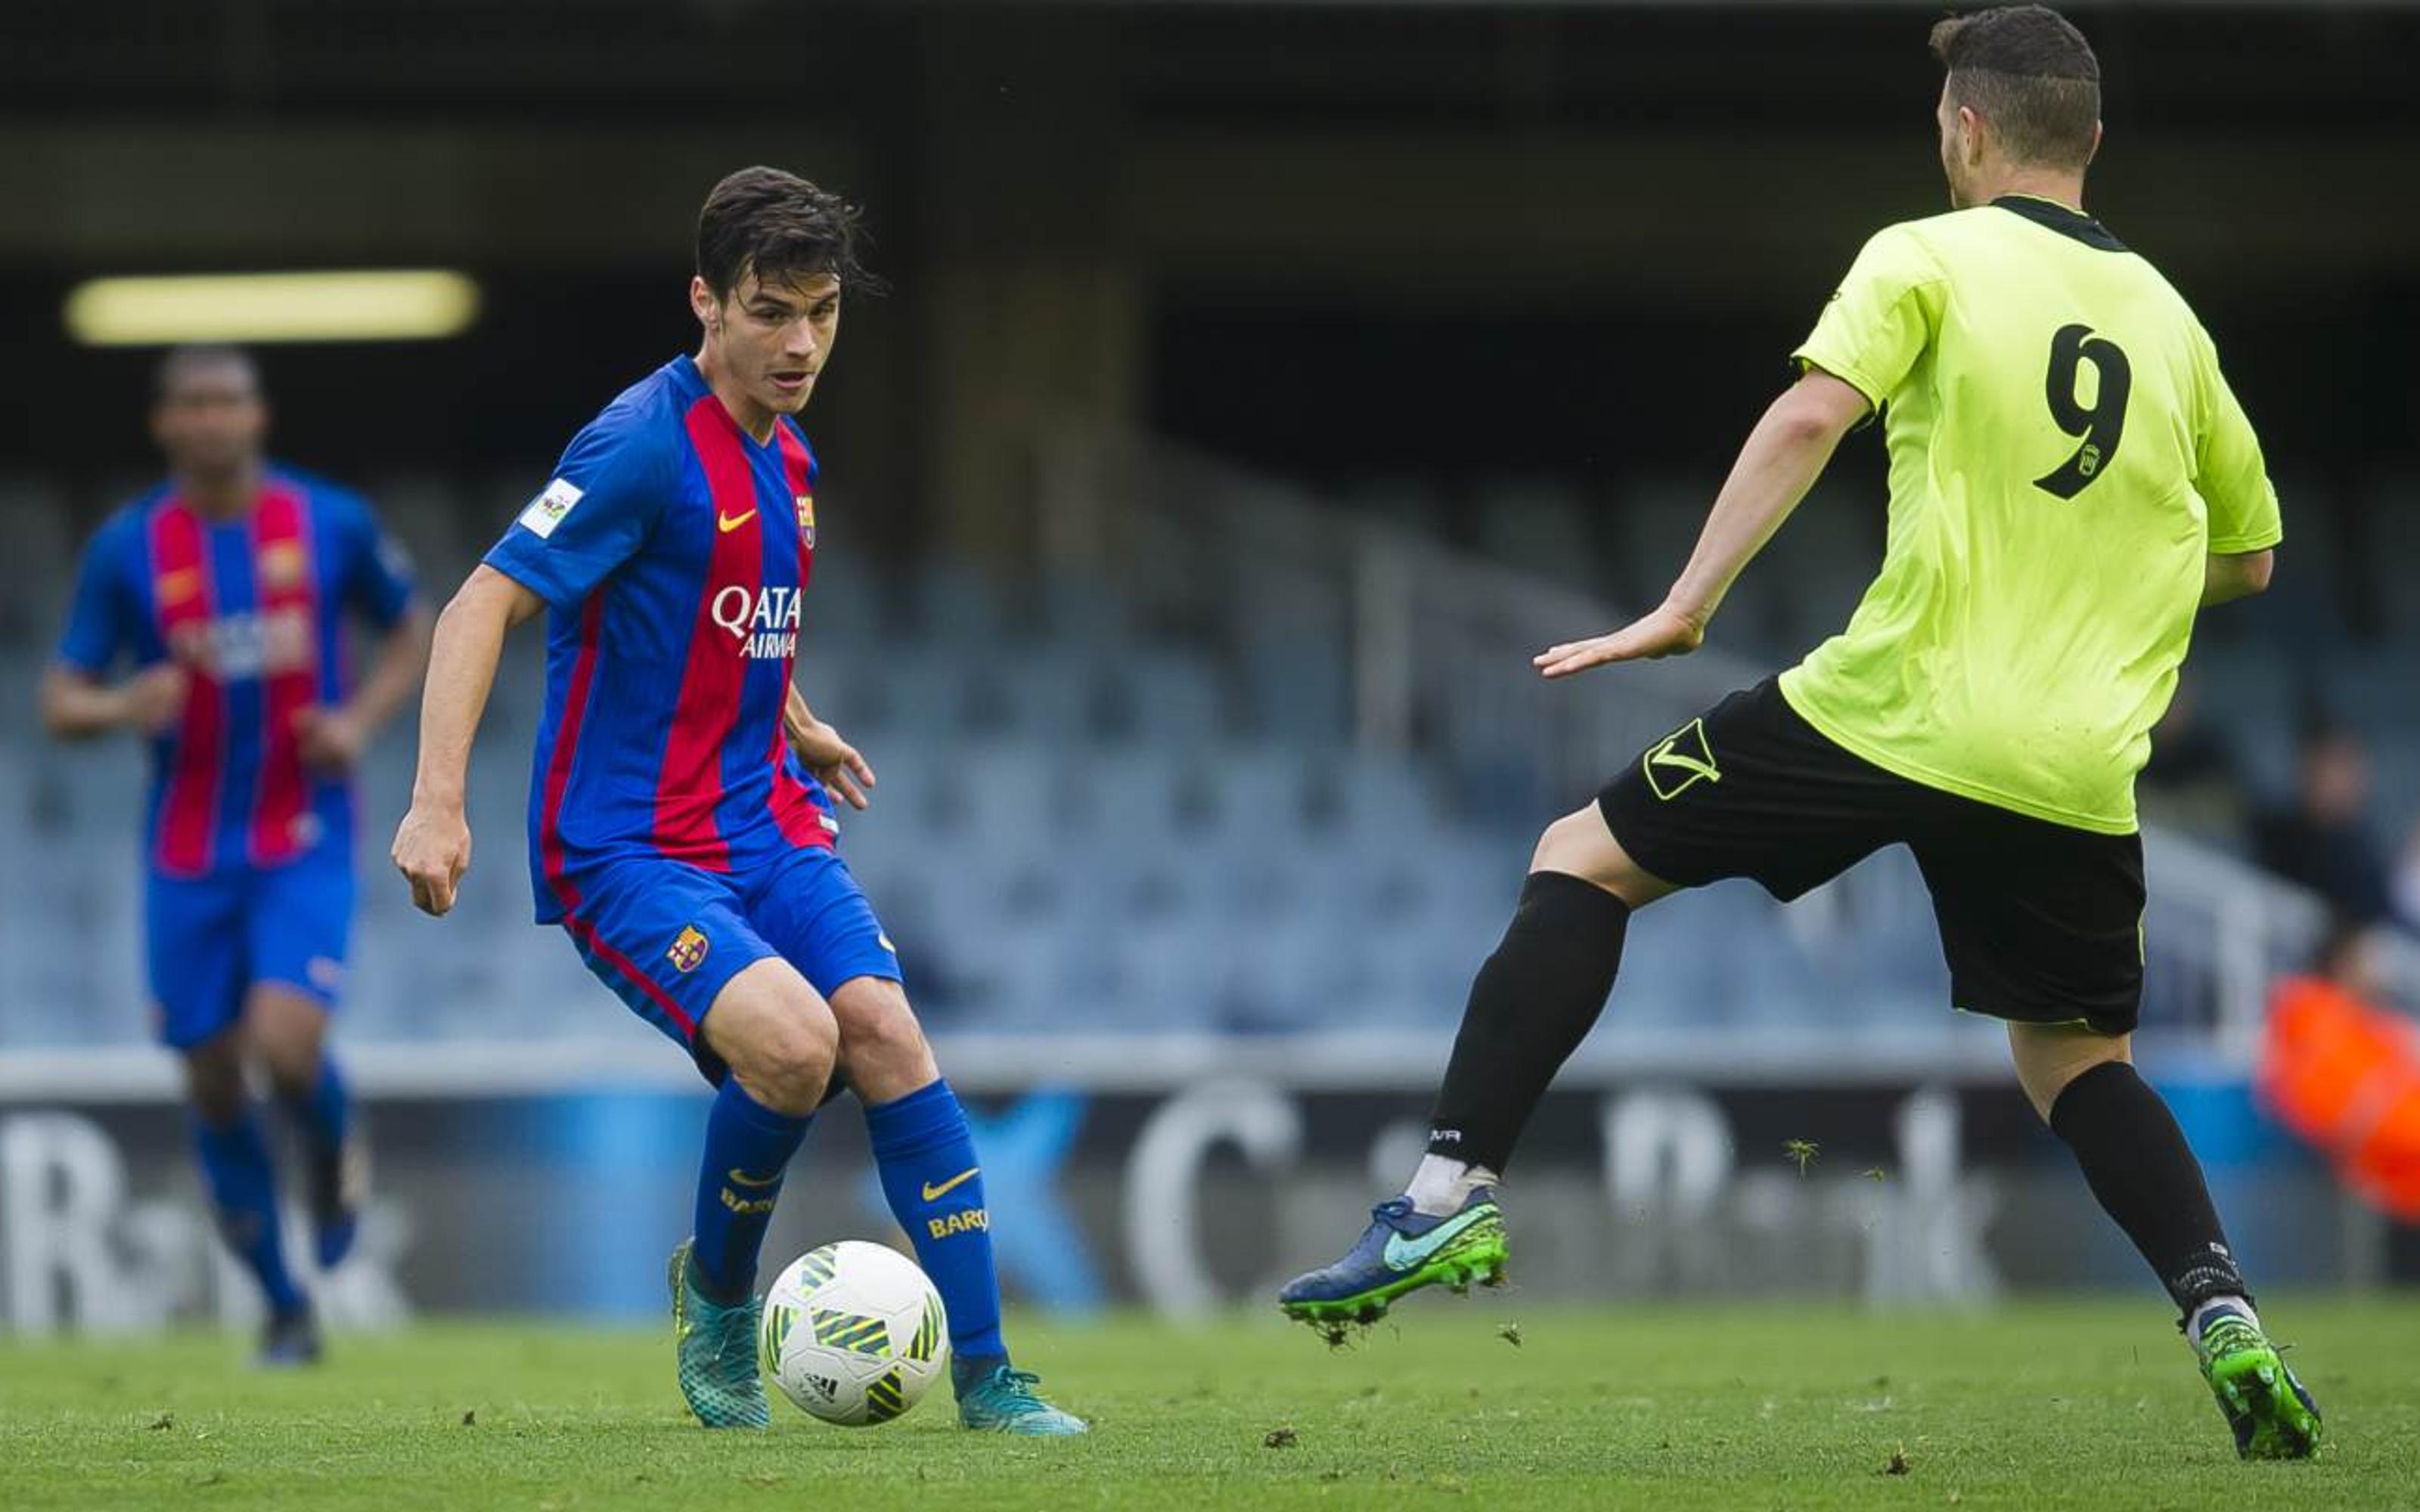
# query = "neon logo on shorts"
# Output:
<box><xmin>1643</xmin><ymin>717</ymin><xmax>1722</xmax><ymax>801</ymax></box>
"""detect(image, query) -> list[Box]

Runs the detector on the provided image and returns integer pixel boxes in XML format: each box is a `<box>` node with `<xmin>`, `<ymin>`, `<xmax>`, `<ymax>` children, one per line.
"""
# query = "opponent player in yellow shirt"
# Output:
<box><xmin>1279</xmin><ymin>4</ymin><xmax>2318</xmax><ymax>1461</ymax></box>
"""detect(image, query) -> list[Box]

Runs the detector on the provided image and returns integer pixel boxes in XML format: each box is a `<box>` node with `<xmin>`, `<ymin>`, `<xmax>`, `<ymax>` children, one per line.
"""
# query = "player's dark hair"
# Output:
<box><xmin>153</xmin><ymin>344</ymin><xmax>260</xmax><ymax>404</ymax></box>
<box><xmin>695</xmin><ymin>166</ymin><xmax>883</xmax><ymax>303</ymax></box>
<box><xmin>1929</xmin><ymin>5</ymin><xmax>2101</xmax><ymax>171</ymax></box>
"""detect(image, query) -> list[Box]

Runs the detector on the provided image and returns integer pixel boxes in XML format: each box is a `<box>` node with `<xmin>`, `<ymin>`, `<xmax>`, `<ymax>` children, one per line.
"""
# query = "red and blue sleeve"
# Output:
<box><xmin>482</xmin><ymin>408</ymin><xmax>666</xmax><ymax>612</ymax></box>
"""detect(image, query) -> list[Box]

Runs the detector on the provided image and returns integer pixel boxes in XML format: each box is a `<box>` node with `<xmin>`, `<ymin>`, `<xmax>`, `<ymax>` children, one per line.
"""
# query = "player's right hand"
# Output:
<box><xmin>392</xmin><ymin>801</ymin><xmax>472</xmax><ymax>917</ymax></box>
<box><xmin>1534</xmin><ymin>605</ymin><xmax>1708</xmax><ymax>679</ymax></box>
<box><xmin>120</xmin><ymin>662</ymin><xmax>188</xmax><ymax>734</ymax></box>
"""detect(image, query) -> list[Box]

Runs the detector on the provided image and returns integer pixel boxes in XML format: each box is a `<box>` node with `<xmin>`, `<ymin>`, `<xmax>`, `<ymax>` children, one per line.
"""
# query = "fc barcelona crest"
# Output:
<box><xmin>795</xmin><ymin>494</ymin><xmax>815</xmax><ymax>549</ymax></box>
<box><xmin>261</xmin><ymin>541</ymin><xmax>306</xmax><ymax>588</ymax></box>
<box><xmin>157</xmin><ymin>566</ymin><xmax>200</xmax><ymax>606</ymax></box>
<box><xmin>666</xmin><ymin>924</ymin><xmax>710</xmax><ymax>974</ymax></box>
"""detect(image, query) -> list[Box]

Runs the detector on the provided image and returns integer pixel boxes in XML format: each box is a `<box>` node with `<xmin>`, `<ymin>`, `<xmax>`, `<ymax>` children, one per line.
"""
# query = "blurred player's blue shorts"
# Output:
<box><xmin>144</xmin><ymin>849</ymin><xmax>355</xmax><ymax>1050</ymax></box>
<box><xmin>556</xmin><ymin>844</ymin><xmax>901</xmax><ymax>1081</ymax></box>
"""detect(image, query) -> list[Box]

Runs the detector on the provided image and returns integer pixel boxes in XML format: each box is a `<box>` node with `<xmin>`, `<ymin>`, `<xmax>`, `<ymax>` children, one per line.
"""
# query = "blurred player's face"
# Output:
<box><xmin>692</xmin><ymin>267</ymin><xmax>840</xmax><ymax>435</ymax></box>
<box><xmin>151</xmin><ymin>361</ymin><xmax>267</xmax><ymax>482</ymax></box>
<box><xmin>2304</xmin><ymin>738</ymin><xmax>2370</xmax><ymax>823</ymax></box>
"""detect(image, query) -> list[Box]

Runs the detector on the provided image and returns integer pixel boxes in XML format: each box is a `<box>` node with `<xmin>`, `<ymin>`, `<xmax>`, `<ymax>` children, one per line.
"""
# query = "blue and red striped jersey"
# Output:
<box><xmin>483</xmin><ymin>356</ymin><xmax>838</xmax><ymax>925</ymax></box>
<box><xmin>56</xmin><ymin>469</ymin><xmax>417</xmax><ymax>877</ymax></box>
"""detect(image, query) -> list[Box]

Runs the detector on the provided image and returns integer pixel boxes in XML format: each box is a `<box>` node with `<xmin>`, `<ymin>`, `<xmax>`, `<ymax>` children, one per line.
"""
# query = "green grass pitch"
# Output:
<box><xmin>5</xmin><ymin>1297</ymin><xmax>2417</xmax><ymax>1509</ymax></box>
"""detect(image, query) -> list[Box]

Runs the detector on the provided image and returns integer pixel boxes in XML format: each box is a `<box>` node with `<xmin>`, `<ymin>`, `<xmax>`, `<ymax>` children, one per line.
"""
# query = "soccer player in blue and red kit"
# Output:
<box><xmin>392</xmin><ymin>167</ymin><xmax>1085</xmax><ymax>1434</ymax></box>
<box><xmin>42</xmin><ymin>346</ymin><xmax>430</xmax><ymax>1363</ymax></box>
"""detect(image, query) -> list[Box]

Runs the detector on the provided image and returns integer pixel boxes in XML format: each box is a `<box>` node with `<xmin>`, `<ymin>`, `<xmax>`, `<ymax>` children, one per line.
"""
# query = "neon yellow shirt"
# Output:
<box><xmin>1779</xmin><ymin>196</ymin><xmax>2282</xmax><ymax>835</ymax></box>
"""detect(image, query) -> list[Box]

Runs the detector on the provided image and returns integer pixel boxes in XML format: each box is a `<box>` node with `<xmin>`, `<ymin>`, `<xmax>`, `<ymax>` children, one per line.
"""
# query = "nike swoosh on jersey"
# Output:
<box><xmin>727</xmin><ymin>1167</ymin><xmax>783</xmax><ymax>1188</ymax></box>
<box><xmin>920</xmin><ymin>1168</ymin><xmax>979</xmax><ymax>1202</ymax></box>
<box><xmin>717</xmin><ymin>508</ymin><xmax>759</xmax><ymax>533</ymax></box>
<box><xmin>1380</xmin><ymin>1204</ymin><xmax>1493</xmax><ymax>1272</ymax></box>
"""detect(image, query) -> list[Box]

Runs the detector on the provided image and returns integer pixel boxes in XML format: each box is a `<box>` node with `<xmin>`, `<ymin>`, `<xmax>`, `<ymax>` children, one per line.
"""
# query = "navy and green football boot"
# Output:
<box><xmin>668</xmin><ymin>1238</ymin><xmax>770</xmax><ymax>1429</ymax></box>
<box><xmin>2194</xmin><ymin>1307</ymin><xmax>2322</xmax><ymax>1461</ymax></box>
<box><xmin>1277</xmin><ymin>1187</ymin><xmax>1507</xmax><ymax>1328</ymax></box>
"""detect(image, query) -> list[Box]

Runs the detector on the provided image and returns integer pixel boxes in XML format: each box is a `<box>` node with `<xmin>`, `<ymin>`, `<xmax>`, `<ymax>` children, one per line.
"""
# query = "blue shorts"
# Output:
<box><xmin>144</xmin><ymin>850</ymin><xmax>354</xmax><ymax>1051</ymax></box>
<box><xmin>556</xmin><ymin>844</ymin><xmax>901</xmax><ymax>1082</ymax></box>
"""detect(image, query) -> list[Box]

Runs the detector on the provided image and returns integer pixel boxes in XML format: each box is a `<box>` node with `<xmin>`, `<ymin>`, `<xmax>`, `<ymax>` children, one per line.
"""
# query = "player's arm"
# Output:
<box><xmin>2201</xmin><ymin>548</ymin><xmax>2275</xmax><ymax>607</ymax></box>
<box><xmin>2191</xmin><ymin>324</ymin><xmax>2282</xmax><ymax>612</ymax></box>
<box><xmin>39</xmin><ymin>662</ymin><xmax>185</xmax><ymax>740</ymax></box>
<box><xmin>296</xmin><ymin>603</ymin><xmax>433</xmax><ymax>772</ymax></box>
<box><xmin>299</xmin><ymin>498</ymin><xmax>436</xmax><ymax>771</ymax></box>
<box><xmin>1536</xmin><ymin>371</ymin><xmax>1869</xmax><ymax>677</ymax></box>
<box><xmin>392</xmin><ymin>565</ymin><xmax>542</xmax><ymax>916</ymax></box>
<box><xmin>39</xmin><ymin>524</ymin><xmax>184</xmax><ymax>739</ymax></box>
<box><xmin>782</xmin><ymin>680</ymin><xmax>875</xmax><ymax>810</ymax></box>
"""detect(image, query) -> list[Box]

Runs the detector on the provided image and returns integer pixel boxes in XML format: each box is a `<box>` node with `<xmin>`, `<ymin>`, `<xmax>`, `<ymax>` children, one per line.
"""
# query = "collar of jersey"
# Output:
<box><xmin>672</xmin><ymin>354</ymin><xmax>785</xmax><ymax>455</ymax></box>
<box><xmin>1991</xmin><ymin>194</ymin><xmax>2128</xmax><ymax>253</ymax></box>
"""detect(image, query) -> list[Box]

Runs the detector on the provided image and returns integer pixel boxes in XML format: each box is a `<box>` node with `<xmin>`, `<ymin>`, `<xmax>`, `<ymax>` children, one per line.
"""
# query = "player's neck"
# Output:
<box><xmin>693</xmin><ymin>345</ymin><xmax>780</xmax><ymax>445</ymax></box>
<box><xmin>178</xmin><ymin>462</ymin><xmax>263</xmax><ymax>521</ymax></box>
<box><xmin>1982</xmin><ymin>169</ymin><xmax>2087</xmax><ymax>214</ymax></box>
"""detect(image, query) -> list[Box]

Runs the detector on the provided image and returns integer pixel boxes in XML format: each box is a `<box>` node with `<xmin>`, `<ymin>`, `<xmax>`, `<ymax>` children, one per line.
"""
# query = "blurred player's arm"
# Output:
<box><xmin>392</xmin><ymin>565</ymin><xmax>543</xmax><ymax>915</ymax></box>
<box><xmin>782</xmin><ymin>680</ymin><xmax>876</xmax><ymax>810</ymax></box>
<box><xmin>39</xmin><ymin>662</ymin><xmax>186</xmax><ymax>739</ymax></box>
<box><xmin>1535</xmin><ymin>370</ymin><xmax>1868</xmax><ymax>678</ymax></box>
<box><xmin>41</xmin><ymin>523</ymin><xmax>184</xmax><ymax>739</ymax></box>
<box><xmin>296</xmin><ymin>603</ymin><xmax>434</xmax><ymax>771</ymax></box>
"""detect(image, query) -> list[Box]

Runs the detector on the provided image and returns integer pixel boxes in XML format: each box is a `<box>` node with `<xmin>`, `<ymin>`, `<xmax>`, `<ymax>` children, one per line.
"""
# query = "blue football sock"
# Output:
<box><xmin>692</xmin><ymin>1077</ymin><xmax>811</xmax><ymax>1305</ymax></box>
<box><xmin>278</xmin><ymin>1055</ymin><xmax>350</xmax><ymax>1160</ymax></box>
<box><xmin>866</xmin><ymin>1078</ymin><xmax>1005</xmax><ymax>1367</ymax></box>
<box><xmin>191</xmin><ymin>1108</ymin><xmax>304</xmax><ymax>1318</ymax></box>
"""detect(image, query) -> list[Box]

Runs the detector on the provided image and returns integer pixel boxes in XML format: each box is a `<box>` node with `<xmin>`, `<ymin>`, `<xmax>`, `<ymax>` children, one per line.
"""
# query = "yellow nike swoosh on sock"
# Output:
<box><xmin>727</xmin><ymin>1168</ymin><xmax>783</xmax><ymax>1188</ymax></box>
<box><xmin>920</xmin><ymin>1168</ymin><xmax>979</xmax><ymax>1201</ymax></box>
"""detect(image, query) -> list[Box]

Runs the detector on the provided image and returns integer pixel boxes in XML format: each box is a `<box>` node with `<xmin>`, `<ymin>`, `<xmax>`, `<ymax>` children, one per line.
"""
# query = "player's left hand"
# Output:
<box><xmin>293</xmin><ymin>705</ymin><xmax>370</xmax><ymax>772</ymax></box>
<box><xmin>1534</xmin><ymin>604</ymin><xmax>1708</xmax><ymax>679</ymax></box>
<box><xmin>787</xmin><ymin>714</ymin><xmax>876</xmax><ymax>810</ymax></box>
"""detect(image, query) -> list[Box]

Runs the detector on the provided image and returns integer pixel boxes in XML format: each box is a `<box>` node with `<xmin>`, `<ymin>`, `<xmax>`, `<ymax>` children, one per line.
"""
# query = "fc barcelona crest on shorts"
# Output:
<box><xmin>795</xmin><ymin>494</ymin><xmax>815</xmax><ymax>548</ymax></box>
<box><xmin>666</xmin><ymin>924</ymin><xmax>710</xmax><ymax>974</ymax></box>
<box><xmin>1642</xmin><ymin>717</ymin><xmax>1722</xmax><ymax>801</ymax></box>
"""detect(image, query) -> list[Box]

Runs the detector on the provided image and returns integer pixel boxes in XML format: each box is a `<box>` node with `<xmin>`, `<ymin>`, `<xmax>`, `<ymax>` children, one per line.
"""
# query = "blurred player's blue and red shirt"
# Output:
<box><xmin>482</xmin><ymin>355</ymin><xmax>837</xmax><ymax>927</ymax></box>
<box><xmin>57</xmin><ymin>469</ymin><xmax>417</xmax><ymax>876</ymax></box>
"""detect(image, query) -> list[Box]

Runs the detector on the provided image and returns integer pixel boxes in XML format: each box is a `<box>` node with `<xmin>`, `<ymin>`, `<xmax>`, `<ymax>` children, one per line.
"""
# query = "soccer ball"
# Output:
<box><xmin>760</xmin><ymin>1241</ymin><xmax>950</xmax><ymax>1426</ymax></box>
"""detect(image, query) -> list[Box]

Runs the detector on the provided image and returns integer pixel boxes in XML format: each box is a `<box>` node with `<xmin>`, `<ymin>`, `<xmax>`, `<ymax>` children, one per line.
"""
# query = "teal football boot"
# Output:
<box><xmin>668</xmin><ymin>1238</ymin><xmax>770</xmax><ymax>1429</ymax></box>
<box><xmin>956</xmin><ymin>1363</ymin><xmax>1089</xmax><ymax>1435</ymax></box>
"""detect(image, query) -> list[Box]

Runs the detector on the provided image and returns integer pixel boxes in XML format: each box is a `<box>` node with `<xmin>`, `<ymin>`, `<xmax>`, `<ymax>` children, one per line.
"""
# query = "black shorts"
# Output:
<box><xmin>1596</xmin><ymin>678</ymin><xmax>2145</xmax><ymax>1034</ymax></box>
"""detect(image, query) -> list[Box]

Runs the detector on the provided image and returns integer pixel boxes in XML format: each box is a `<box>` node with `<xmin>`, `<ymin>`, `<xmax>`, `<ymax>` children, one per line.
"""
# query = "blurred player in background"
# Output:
<box><xmin>1281</xmin><ymin>5</ymin><xmax>2322</xmax><ymax>1461</ymax></box>
<box><xmin>41</xmin><ymin>346</ymin><xmax>430</xmax><ymax>1363</ymax></box>
<box><xmin>391</xmin><ymin>167</ymin><xmax>1085</xmax><ymax>1435</ymax></box>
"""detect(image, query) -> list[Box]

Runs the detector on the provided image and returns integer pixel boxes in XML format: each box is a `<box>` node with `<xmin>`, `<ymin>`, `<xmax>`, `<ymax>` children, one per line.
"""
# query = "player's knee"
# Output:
<box><xmin>242</xmin><ymin>990</ymin><xmax>325</xmax><ymax>1092</ymax></box>
<box><xmin>830</xmin><ymin>979</ymin><xmax>936</xmax><ymax>1099</ymax></box>
<box><xmin>1530</xmin><ymin>807</ymin><xmax>1671</xmax><ymax>909</ymax></box>
<box><xmin>733</xmin><ymin>1009</ymin><xmax>839</xmax><ymax>1115</ymax></box>
<box><xmin>710</xmin><ymin>967</ymin><xmax>841</xmax><ymax>1115</ymax></box>
<box><xmin>2008</xmin><ymin>1022</ymin><xmax>2130</xmax><ymax>1123</ymax></box>
<box><xmin>182</xmin><ymin>1035</ymin><xmax>247</xmax><ymax>1125</ymax></box>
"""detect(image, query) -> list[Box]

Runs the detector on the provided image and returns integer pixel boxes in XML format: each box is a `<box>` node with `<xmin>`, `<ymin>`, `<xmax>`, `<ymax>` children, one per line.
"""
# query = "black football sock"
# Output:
<box><xmin>1426</xmin><ymin>871</ymin><xmax>1631</xmax><ymax>1174</ymax></box>
<box><xmin>2049</xmin><ymin>1060</ymin><xmax>2251</xmax><ymax>1321</ymax></box>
